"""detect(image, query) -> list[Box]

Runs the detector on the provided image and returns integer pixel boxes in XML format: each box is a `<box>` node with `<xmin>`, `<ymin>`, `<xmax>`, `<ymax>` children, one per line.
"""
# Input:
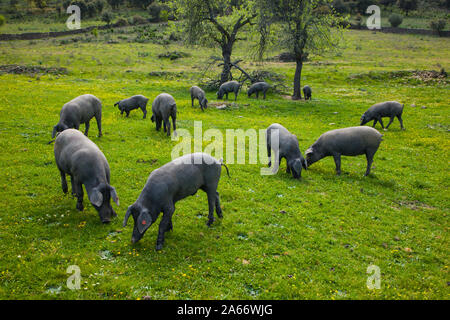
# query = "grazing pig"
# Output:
<box><xmin>266</xmin><ymin>123</ymin><xmax>307</xmax><ymax>179</ymax></box>
<box><xmin>190</xmin><ymin>86</ymin><xmax>208</xmax><ymax>111</ymax></box>
<box><xmin>52</xmin><ymin>94</ymin><xmax>102</xmax><ymax>138</ymax></box>
<box><xmin>305</xmin><ymin>126</ymin><xmax>382</xmax><ymax>176</ymax></box>
<box><xmin>360</xmin><ymin>101</ymin><xmax>405</xmax><ymax>130</ymax></box>
<box><xmin>303</xmin><ymin>85</ymin><xmax>312</xmax><ymax>100</ymax></box>
<box><xmin>150</xmin><ymin>93</ymin><xmax>177</xmax><ymax>137</ymax></box>
<box><xmin>123</xmin><ymin>153</ymin><xmax>229</xmax><ymax>250</ymax></box>
<box><xmin>217</xmin><ymin>80</ymin><xmax>240</xmax><ymax>101</ymax></box>
<box><xmin>248</xmin><ymin>82</ymin><xmax>270</xmax><ymax>99</ymax></box>
<box><xmin>114</xmin><ymin>95</ymin><xmax>149</xmax><ymax>119</ymax></box>
<box><xmin>54</xmin><ymin>129</ymin><xmax>119</xmax><ymax>223</ymax></box>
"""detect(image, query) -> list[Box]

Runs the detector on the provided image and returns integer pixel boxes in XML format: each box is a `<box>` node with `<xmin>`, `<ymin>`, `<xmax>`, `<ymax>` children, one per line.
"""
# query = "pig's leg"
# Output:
<box><xmin>385</xmin><ymin>117</ymin><xmax>395</xmax><ymax>129</ymax></box>
<box><xmin>70</xmin><ymin>174</ymin><xmax>76</xmax><ymax>196</ymax></box>
<box><xmin>234</xmin><ymin>91</ymin><xmax>238</xmax><ymax>101</ymax></box>
<box><xmin>120</xmin><ymin>109</ymin><xmax>124</xmax><ymax>116</ymax></box>
<box><xmin>156</xmin><ymin>116</ymin><xmax>162</xmax><ymax>131</ymax></box>
<box><xmin>125</xmin><ymin>111</ymin><xmax>130</xmax><ymax>117</ymax></box>
<box><xmin>267</xmin><ymin>137</ymin><xmax>272</xmax><ymax>167</ymax></box>
<box><xmin>378</xmin><ymin>117</ymin><xmax>385</xmax><ymax>130</ymax></box>
<box><xmin>372</xmin><ymin>119</ymin><xmax>378</xmax><ymax>128</ymax></box>
<box><xmin>256</xmin><ymin>91</ymin><xmax>259</xmax><ymax>99</ymax></box>
<box><xmin>286</xmin><ymin>160</ymin><xmax>291</xmax><ymax>174</ymax></box>
<box><xmin>164</xmin><ymin>116</ymin><xmax>171</xmax><ymax>137</ymax></box>
<box><xmin>263</xmin><ymin>90</ymin><xmax>267</xmax><ymax>100</ymax></box>
<box><xmin>165</xmin><ymin>219</ymin><xmax>173</xmax><ymax>232</ymax></box>
<box><xmin>215</xmin><ymin>191</ymin><xmax>223</xmax><ymax>218</ymax></box>
<box><xmin>171</xmin><ymin>114</ymin><xmax>176</xmax><ymax>136</ymax></box>
<box><xmin>333</xmin><ymin>154</ymin><xmax>342</xmax><ymax>175</ymax></box>
<box><xmin>60</xmin><ymin>171</ymin><xmax>68</xmax><ymax>194</ymax></box>
<box><xmin>206</xmin><ymin>189</ymin><xmax>217</xmax><ymax>227</ymax></box>
<box><xmin>156</xmin><ymin>205</ymin><xmax>174</xmax><ymax>250</ymax></box>
<box><xmin>191</xmin><ymin>96</ymin><xmax>194</xmax><ymax>107</ymax></box>
<box><xmin>397</xmin><ymin>115</ymin><xmax>405</xmax><ymax>130</ymax></box>
<box><xmin>141</xmin><ymin>107</ymin><xmax>147</xmax><ymax>119</ymax></box>
<box><xmin>95</xmin><ymin>113</ymin><xmax>102</xmax><ymax>137</ymax></box>
<box><xmin>75</xmin><ymin>179</ymin><xmax>84</xmax><ymax>211</ymax></box>
<box><xmin>364</xmin><ymin>150</ymin><xmax>376</xmax><ymax>176</ymax></box>
<box><xmin>84</xmin><ymin>121</ymin><xmax>90</xmax><ymax>136</ymax></box>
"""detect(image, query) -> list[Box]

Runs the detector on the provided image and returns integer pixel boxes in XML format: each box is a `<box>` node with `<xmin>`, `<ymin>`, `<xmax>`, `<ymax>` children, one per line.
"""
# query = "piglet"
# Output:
<box><xmin>360</xmin><ymin>101</ymin><xmax>405</xmax><ymax>130</ymax></box>
<box><xmin>303</xmin><ymin>85</ymin><xmax>312</xmax><ymax>100</ymax></box>
<box><xmin>305</xmin><ymin>126</ymin><xmax>382</xmax><ymax>176</ymax></box>
<box><xmin>150</xmin><ymin>93</ymin><xmax>177</xmax><ymax>137</ymax></box>
<box><xmin>248</xmin><ymin>82</ymin><xmax>270</xmax><ymax>99</ymax></box>
<box><xmin>52</xmin><ymin>94</ymin><xmax>102</xmax><ymax>138</ymax></box>
<box><xmin>114</xmin><ymin>95</ymin><xmax>149</xmax><ymax>119</ymax></box>
<box><xmin>266</xmin><ymin>123</ymin><xmax>307</xmax><ymax>179</ymax></box>
<box><xmin>217</xmin><ymin>81</ymin><xmax>240</xmax><ymax>101</ymax></box>
<box><xmin>189</xmin><ymin>86</ymin><xmax>208</xmax><ymax>111</ymax></box>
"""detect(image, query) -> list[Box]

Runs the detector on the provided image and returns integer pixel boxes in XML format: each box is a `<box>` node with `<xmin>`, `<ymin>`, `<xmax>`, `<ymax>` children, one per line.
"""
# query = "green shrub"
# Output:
<box><xmin>332</xmin><ymin>0</ymin><xmax>350</xmax><ymax>14</ymax></box>
<box><xmin>0</xmin><ymin>15</ymin><xmax>5</xmax><ymax>28</ymax></box>
<box><xmin>159</xmin><ymin>10</ymin><xmax>169</xmax><ymax>22</ymax></box>
<box><xmin>91</xmin><ymin>27</ymin><xmax>98</xmax><ymax>37</ymax></box>
<box><xmin>147</xmin><ymin>1</ymin><xmax>170</xmax><ymax>22</ymax></box>
<box><xmin>116</xmin><ymin>17</ymin><xmax>128</xmax><ymax>27</ymax></box>
<box><xmin>388</xmin><ymin>13</ymin><xmax>403</xmax><ymax>27</ymax></box>
<box><xmin>102</xmin><ymin>11</ymin><xmax>113</xmax><ymax>24</ymax></box>
<box><xmin>430</xmin><ymin>19</ymin><xmax>447</xmax><ymax>36</ymax></box>
<box><xmin>130</xmin><ymin>15</ymin><xmax>148</xmax><ymax>25</ymax></box>
<box><xmin>94</xmin><ymin>0</ymin><xmax>106</xmax><ymax>13</ymax></box>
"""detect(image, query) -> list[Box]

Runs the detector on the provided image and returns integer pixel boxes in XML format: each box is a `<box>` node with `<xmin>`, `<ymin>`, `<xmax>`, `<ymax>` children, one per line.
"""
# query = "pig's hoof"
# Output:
<box><xmin>76</xmin><ymin>202</ymin><xmax>84</xmax><ymax>211</ymax></box>
<box><xmin>206</xmin><ymin>218</ymin><xmax>215</xmax><ymax>227</ymax></box>
<box><xmin>155</xmin><ymin>244</ymin><xmax>163</xmax><ymax>251</ymax></box>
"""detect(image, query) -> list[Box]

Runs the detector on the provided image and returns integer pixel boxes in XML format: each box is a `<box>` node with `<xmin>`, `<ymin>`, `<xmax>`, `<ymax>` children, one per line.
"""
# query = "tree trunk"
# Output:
<box><xmin>220</xmin><ymin>44</ymin><xmax>233</xmax><ymax>84</ymax></box>
<box><xmin>292</xmin><ymin>59</ymin><xmax>303</xmax><ymax>100</ymax></box>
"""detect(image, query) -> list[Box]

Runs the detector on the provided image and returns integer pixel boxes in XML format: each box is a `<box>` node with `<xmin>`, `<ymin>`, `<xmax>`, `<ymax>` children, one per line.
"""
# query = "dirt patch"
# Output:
<box><xmin>394</xmin><ymin>200</ymin><xmax>436</xmax><ymax>211</ymax></box>
<box><xmin>411</xmin><ymin>69</ymin><xmax>447</xmax><ymax>82</ymax></box>
<box><xmin>136</xmin><ymin>159</ymin><xmax>158</xmax><ymax>165</ymax></box>
<box><xmin>348</xmin><ymin>69</ymin><xmax>448</xmax><ymax>84</ymax></box>
<box><xmin>0</xmin><ymin>64</ymin><xmax>68</xmax><ymax>76</ymax></box>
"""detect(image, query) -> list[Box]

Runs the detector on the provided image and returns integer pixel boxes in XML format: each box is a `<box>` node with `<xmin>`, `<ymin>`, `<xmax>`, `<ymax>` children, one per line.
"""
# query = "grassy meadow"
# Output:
<box><xmin>0</xmin><ymin>25</ymin><xmax>449</xmax><ymax>299</ymax></box>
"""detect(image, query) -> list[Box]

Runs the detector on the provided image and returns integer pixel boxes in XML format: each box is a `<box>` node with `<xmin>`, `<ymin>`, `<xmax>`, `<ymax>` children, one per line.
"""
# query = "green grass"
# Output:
<box><xmin>0</xmin><ymin>27</ymin><xmax>449</xmax><ymax>300</ymax></box>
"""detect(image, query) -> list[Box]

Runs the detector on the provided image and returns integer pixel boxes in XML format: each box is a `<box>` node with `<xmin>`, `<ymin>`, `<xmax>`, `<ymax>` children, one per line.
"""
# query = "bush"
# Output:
<box><xmin>397</xmin><ymin>0</ymin><xmax>418</xmax><ymax>15</ymax></box>
<box><xmin>94</xmin><ymin>0</ymin><xmax>106</xmax><ymax>13</ymax></box>
<box><xmin>102</xmin><ymin>11</ymin><xmax>113</xmax><ymax>24</ymax></box>
<box><xmin>430</xmin><ymin>19</ymin><xmax>447</xmax><ymax>36</ymax></box>
<box><xmin>332</xmin><ymin>0</ymin><xmax>350</xmax><ymax>14</ymax></box>
<box><xmin>129</xmin><ymin>15</ymin><xmax>148</xmax><ymax>25</ymax></box>
<box><xmin>0</xmin><ymin>15</ymin><xmax>5</xmax><ymax>28</ymax></box>
<box><xmin>147</xmin><ymin>1</ymin><xmax>170</xmax><ymax>22</ymax></box>
<box><xmin>115</xmin><ymin>17</ymin><xmax>128</xmax><ymax>27</ymax></box>
<box><xmin>388</xmin><ymin>13</ymin><xmax>403</xmax><ymax>27</ymax></box>
<box><xmin>86</xmin><ymin>2</ymin><xmax>97</xmax><ymax>17</ymax></box>
<box><xmin>159</xmin><ymin>10</ymin><xmax>169</xmax><ymax>22</ymax></box>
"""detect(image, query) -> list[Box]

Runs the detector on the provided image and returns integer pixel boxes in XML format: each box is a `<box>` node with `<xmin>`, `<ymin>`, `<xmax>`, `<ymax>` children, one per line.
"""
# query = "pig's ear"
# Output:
<box><xmin>52</xmin><ymin>126</ymin><xmax>57</xmax><ymax>139</ymax></box>
<box><xmin>137</xmin><ymin>210</ymin><xmax>152</xmax><ymax>234</ymax></box>
<box><xmin>123</xmin><ymin>205</ymin><xmax>133</xmax><ymax>227</ymax></box>
<box><xmin>88</xmin><ymin>187</ymin><xmax>103</xmax><ymax>207</ymax></box>
<box><xmin>302</xmin><ymin>158</ymin><xmax>308</xmax><ymax>170</ymax></box>
<box><xmin>109</xmin><ymin>186</ymin><xmax>119</xmax><ymax>206</ymax></box>
<box><xmin>305</xmin><ymin>148</ymin><xmax>313</xmax><ymax>156</ymax></box>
